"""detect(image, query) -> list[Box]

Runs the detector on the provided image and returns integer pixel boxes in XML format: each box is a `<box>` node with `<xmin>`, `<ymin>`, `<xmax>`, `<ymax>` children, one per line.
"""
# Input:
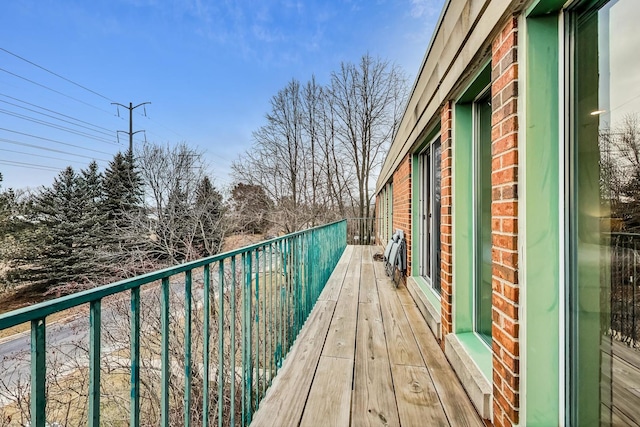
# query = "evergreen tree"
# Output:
<box><xmin>102</xmin><ymin>151</ymin><xmax>143</xmax><ymax>227</ymax></box>
<box><xmin>7</xmin><ymin>167</ymin><xmax>101</xmax><ymax>288</ymax></box>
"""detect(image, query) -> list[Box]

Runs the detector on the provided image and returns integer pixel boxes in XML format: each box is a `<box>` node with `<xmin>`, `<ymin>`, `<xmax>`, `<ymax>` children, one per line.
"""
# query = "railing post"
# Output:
<box><xmin>161</xmin><ymin>277</ymin><xmax>170</xmax><ymax>427</ymax></box>
<box><xmin>184</xmin><ymin>270</ymin><xmax>193</xmax><ymax>427</ymax></box>
<box><xmin>89</xmin><ymin>300</ymin><xmax>101</xmax><ymax>427</ymax></box>
<box><xmin>130</xmin><ymin>287</ymin><xmax>141</xmax><ymax>427</ymax></box>
<box><xmin>230</xmin><ymin>255</ymin><xmax>237</xmax><ymax>427</ymax></box>
<box><xmin>30</xmin><ymin>318</ymin><xmax>46</xmax><ymax>427</ymax></box>
<box><xmin>218</xmin><ymin>259</ymin><xmax>225</xmax><ymax>427</ymax></box>
<box><xmin>203</xmin><ymin>264</ymin><xmax>210</xmax><ymax>427</ymax></box>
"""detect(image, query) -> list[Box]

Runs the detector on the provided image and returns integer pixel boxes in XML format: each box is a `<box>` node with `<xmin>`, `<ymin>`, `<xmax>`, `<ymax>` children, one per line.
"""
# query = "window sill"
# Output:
<box><xmin>444</xmin><ymin>332</ymin><xmax>492</xmax><ymax>419</ymax></box>
<box><xmin>406</xmin><ymin>276</ymin><xmax>441</xmax><ymax>339</ymax></box>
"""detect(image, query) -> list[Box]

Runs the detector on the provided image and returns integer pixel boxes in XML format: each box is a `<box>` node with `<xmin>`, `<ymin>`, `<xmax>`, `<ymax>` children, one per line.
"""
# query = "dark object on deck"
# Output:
<box><xmin>383</xmin><ymin>230</ymin><xmax>407</xmax><ymax>287</ymax></box>
<box><xmin>372</xmin><ymin>252</ymin><xmax>385</xmax><ymax>262</ymax></box>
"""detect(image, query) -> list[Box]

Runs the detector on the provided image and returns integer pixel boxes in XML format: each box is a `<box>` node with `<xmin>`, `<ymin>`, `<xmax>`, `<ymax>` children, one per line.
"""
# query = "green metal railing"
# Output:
<box><xmin>0</xmin><ymin>220</ymin><xmax>347</xmax><ymax>427</ymax></box>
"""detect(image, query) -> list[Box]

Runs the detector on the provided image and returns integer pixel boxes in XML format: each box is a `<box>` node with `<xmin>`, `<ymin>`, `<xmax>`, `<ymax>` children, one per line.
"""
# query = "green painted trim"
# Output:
<box><xmin>453</xmin><ymin>102</ymin><xmax>474</xmax><ymax>333</ymax></box>
<box><xmin>526</xmin><ymin>0</ymin><xmax>566</xmax><ymax>16</ymax></box>
<box><xmin>525</xmin><ymin>14</ymin><xmax>561</xmax><ymax>425</ymax></box>
<box><xmin>457</xmin><ymin>65</ymin><xmax>491</xmax><ymax>103</ymax></box>
<box><xmin>456</xmin><ymin>332</ymin><xmax>492</xmax><ymax>380</ymax></box>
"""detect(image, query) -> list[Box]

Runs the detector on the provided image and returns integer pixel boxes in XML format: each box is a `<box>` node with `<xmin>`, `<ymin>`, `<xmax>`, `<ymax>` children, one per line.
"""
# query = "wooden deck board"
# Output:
<box><xmin>250</xmin><ymin>300</ymin><xmax>336</xmax><ymax>426</ymax></box>
<box><xmin>250</xmin><ymin>245</ymin><xmax>483</xmax><ymax>427</ymax></box>
<box><xmin>300</xmin><ymin>356</ymin><xmax>354</xmax><ymax>427</ymax></box>
<box><xmin>352</xmin><ymin>302</ymin><xmax>401</xmax><ymax>427</ymax></box>
<box><xmin>404</xmin><ymin>306</ymin><xmax>485</xmax><ymax>427</ymax></box>
<box><xmin>318</xmin><ymin>245</ymin><xmax>353</xmax><ymax>302</ymax></box>
<box><xmin>392</xmin><ymin>364</ymin><xmax>449</xmax><ymax>427</ymax></box>
<box><xmin>323</xmin><ymin>247</ymin><xmax>361</xmax><ymax>359</ymax></box>
<box><xmin>377</xmin><ymin>278</ymin><xmax>424</xmax><ymax>367</ymax></box>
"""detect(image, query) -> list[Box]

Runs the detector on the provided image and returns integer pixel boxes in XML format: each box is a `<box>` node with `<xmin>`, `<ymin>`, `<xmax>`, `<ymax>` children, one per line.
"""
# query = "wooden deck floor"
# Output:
<box><xmin>251</xmin><ymin>245</ymin><xmax>483</xmax><ymax>427</ymax></box>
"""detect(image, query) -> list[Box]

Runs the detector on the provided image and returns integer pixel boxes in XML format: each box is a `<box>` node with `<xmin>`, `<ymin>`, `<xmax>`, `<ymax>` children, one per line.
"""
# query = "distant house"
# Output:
<box><xmin>375</xmin><ymin>0</ymin><xmax>640</xmax><ymax>425</ymax></box>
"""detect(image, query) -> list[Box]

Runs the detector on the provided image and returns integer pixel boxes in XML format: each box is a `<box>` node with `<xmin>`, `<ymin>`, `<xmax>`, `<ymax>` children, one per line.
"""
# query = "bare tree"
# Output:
<box><xmin>135</xmin><ymin>142</ymin><xmax>227</xmax><ymax>263</ymax></box>
<box><xmin>232</xmin><ymin>54</ymin><xmax>408</xmax><ymax>229</ymax></box>
<box><xmin>329</xmin><ymin>53</ymin><xmax>408</xmax><ymax>219</ymax></box>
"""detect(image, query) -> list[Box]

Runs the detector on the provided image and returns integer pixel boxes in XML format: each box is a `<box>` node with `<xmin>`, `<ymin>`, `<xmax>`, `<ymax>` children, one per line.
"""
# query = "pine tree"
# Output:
<box><xmin>102</xmin><ymin>151</ymin><xmax>143</xmax><ymax>227</ymax></box>
<box><xmin>7</xmin><ymin>167</ymin><xmax>101</xmax><ymax>289</ymax></box>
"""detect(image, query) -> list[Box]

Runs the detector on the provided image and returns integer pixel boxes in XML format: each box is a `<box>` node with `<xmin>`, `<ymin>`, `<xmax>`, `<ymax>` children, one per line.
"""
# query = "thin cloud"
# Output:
<box><xmin>410</xmin><ymin>0</ymin><xmax>439</xmax><ymax>18</ymax></box>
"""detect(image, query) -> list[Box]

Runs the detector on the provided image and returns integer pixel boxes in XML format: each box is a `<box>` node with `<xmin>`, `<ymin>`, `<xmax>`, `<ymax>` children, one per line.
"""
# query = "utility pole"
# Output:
<box><xmin>112</xmin><ymin>102</ymin><xmax>151</xmax><ymax>155</ymax></box>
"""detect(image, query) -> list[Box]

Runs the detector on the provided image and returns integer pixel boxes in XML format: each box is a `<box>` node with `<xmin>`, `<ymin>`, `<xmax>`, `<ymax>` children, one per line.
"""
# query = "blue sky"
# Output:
<box><xmin>0</xmin><ymin>0</ymin><xmax>443</xmax><ymax>191</ymax></box>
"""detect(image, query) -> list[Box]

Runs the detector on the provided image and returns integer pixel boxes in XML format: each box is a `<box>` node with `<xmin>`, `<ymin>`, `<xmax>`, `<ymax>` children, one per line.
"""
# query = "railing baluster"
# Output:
<box><xmin>218</xmin><ymin>259</ymin><xmax>225</xmax><ymax>427</ymax></box>
<box><xmin>203</xmin><ymin>264</ymin><xmax>211</xmax><ymax>427</ymax></box>
<box><xmin>130</xmin><ymin>286</ymin><xmax>141</xmax><ymax>427</ymax></box>
<box><xmin>184</xmin><ymin>270</ymin><xmax>193</xmax><ymax>427</ymax></box>
<box><xmin>230</xmin><ymin>255</ymin><xmax>237</xmax><ymax>427</ymax></box>
<box><xmin>269</xmin><ymin>244</ymin><xmax>274</xmax><ymax>385</ymax></box>
<box><xmin>31</xmin><ymin>318</ymin><xmax>46</xmax><ymax>427</ymax></box>
<box><xmin>254</xmin><ymin>248</ymin><xmax>260</xmax><ymax>409</ymax></box>
<box><xmin>89</xmin><ymin>300</ymin><xmax>101</xmax><ymax>427</ymax></box>
<box><xmin>243</xmin><ymin>252</ymin><xmax>253</xmax><ymax>424</ymax></box>
<box><xmin>0</xmin><ymin>220</ymin><xmax>347</xmax><ymax>426</ymax></box>
<box><xmin>161</xmin><ymin>277</ymin><xmax>170</xmax><ymax>427</ymax></box>
<box><xmin>262</xmin><ymin>245</ymin><xmax>267</xmax><ymax>397</ymax></box>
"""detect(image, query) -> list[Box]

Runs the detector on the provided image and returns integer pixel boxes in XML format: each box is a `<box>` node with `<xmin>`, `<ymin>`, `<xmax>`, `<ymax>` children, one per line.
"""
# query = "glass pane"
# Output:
<box><xmin>475</xmin><ymin>90</ymin><xmax>493</xmax><ymax>343</ymax></box>
<box><xmin>571</xmin><ymin>0</ymin><xmax>640</xmax><ymax>425</ymax></box>
<box><xmin>433</xmin><ymin>139</ymin><xmax>442</xmax><ymax>294</ymax></box>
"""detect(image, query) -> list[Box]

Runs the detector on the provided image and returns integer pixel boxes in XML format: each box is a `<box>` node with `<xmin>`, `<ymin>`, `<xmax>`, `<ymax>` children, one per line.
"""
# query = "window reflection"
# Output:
<box><xmin>571</xmin><ymin>0</ymin><xmax>640</xmax><ymax>425</ymax></box>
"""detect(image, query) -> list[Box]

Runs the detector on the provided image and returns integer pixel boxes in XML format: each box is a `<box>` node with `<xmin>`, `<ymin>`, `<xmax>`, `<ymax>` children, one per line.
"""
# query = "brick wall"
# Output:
<box><xmin>440</xmin><ymin>102</ymin><xmax>454</xmax><ymax>345</ymax></box>
<box><xmin>490</xmin><ymin>16</ymin><xmax>520</xmax><ymax>427</ymax></box>
<box><xmin>392</xmin><ymin>153</ymin><xmax>412</xmax><ymax>276</ymax></box>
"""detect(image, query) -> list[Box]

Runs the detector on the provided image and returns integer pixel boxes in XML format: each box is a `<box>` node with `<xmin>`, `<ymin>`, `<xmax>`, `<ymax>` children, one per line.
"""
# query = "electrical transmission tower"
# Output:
<box><xmin>112</xmin><ymin>102</ymin><xmax>151</xmax><ymax>154</ymax></box>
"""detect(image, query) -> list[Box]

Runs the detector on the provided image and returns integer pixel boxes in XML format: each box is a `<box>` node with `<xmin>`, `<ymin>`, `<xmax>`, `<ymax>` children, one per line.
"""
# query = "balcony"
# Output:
<box><xmin>0</xmin><ymin>220</ymin><xmax>481</xmax><ymax>426</ymax></box>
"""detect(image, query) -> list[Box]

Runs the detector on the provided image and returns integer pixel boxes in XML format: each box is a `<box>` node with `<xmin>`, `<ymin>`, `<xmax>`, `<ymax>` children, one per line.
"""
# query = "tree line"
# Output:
<box><xmin>0</xmin><ymin>143</ymin><xmax>225</xmax><ymax>294</ymax></box>
<box><xmin>232</xmin><ymin>53</ymin><xmax>408</xmax><ymax>233</ymax></box>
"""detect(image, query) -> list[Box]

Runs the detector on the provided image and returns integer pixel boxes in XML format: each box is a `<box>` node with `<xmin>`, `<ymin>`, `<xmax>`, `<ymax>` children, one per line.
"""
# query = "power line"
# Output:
<box><xmin>0</xmin><ymin>148</ymin><xmax>108</xmax><ymax>166</ymax></box>
<box><xmin>0</xmin><ymin>128</ymin><xmax>113</xmax><ymax>155</ymax></box>
<box><xmin>0</xmin><ymin>137</ymin><xmax>111</xmax><ymax>161</ymax></box>
<box><xmin>0</xmin><ymin>159</ymin><xmax>61</xmax><ymax>172</ymax></box>
<box><xmin>0</xmin><ymin>97</ymin><xmax>115</xmax><ymax>138</ymax></box>
<box><xmin>0</xmin><ymin>67</ymin><xmax>113</xmax><ymax>115</ymax></box>
<box><xmin>0</xmin><ymin>109</ymin><xmax>120</xmax><ymax>145</ymax></box>
<box><xmin>0</xmin><ymin>93</ymin><xmax>116</xmax><ymax>134</ymax></box>
<box><xmin>0</xmin><ymin>48</ymin><xmax>114</xmax><ymax>102</ymax></box>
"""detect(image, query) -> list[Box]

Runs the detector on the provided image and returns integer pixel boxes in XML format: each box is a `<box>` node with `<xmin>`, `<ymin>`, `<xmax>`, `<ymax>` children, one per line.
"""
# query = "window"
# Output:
<box><xmin>569</xmin><ymin>0</ymin><xmax>640</xmax><ymax>424</ymax></box>
<box><xmin>474</xmin><ymin>88</ymin><xmax>493</xmax><ymax>344</ymax></box>
<box><xmin>418</xmin><ymin>137</ymin><xmax>442</xmax><ymax>294</ymax></box>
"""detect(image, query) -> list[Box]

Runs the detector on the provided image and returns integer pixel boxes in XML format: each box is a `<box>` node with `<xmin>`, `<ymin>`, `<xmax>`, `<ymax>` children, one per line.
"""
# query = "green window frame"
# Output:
<box><xmin>417</xmin><ymin>136</ymin><xmax>442</xmax><ymax>294</ymax></box>
<box><xmin>567</xmin><ymin>0</ymin><xmax>640</xmax><ymax>424</ymax></box>
<box><xmin>473</xmin><ymin>87</ymin><xmax>493</xmax><ymax>344</ymax></box>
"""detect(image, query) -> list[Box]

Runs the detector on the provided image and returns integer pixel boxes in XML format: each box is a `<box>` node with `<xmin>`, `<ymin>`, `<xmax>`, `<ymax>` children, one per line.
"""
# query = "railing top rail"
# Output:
<box><xmin>0</xmin><ymin>219</ymin><xmax>346</xmax><ymax>330</ymax></box>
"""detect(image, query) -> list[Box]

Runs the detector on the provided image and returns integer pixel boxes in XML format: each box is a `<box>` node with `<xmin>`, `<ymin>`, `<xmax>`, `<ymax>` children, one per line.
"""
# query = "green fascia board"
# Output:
<box><xmin>524</xmin><ymin>14</ymin><xmax>561</xmax><ymax>425</ymax></box>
